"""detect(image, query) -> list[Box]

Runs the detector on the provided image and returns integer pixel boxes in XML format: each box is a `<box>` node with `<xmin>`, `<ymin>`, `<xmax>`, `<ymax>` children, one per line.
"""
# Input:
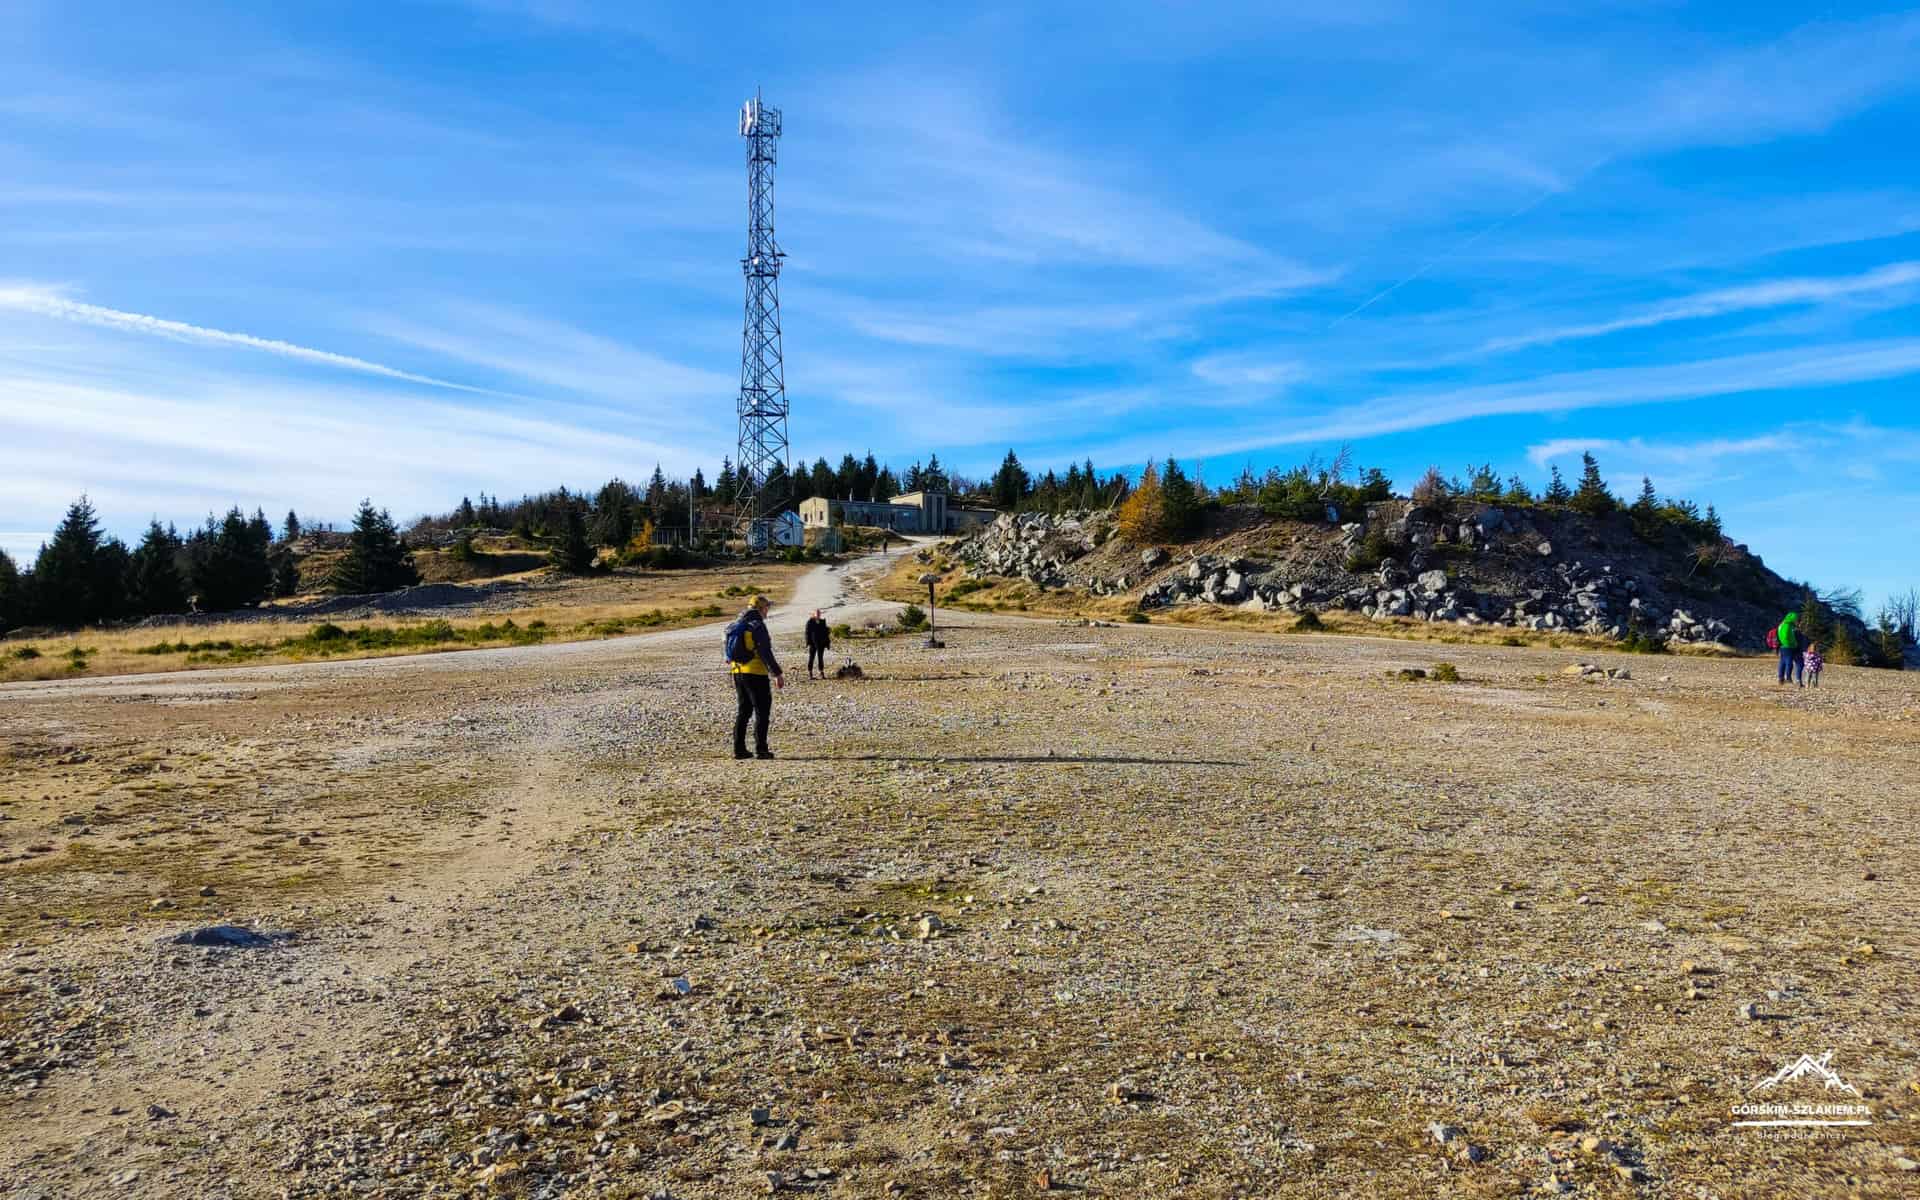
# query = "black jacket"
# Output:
<box><xmin>804</xmin><ymin>616</ymin><xmax>831</xmax><ymax>649</ymax></box>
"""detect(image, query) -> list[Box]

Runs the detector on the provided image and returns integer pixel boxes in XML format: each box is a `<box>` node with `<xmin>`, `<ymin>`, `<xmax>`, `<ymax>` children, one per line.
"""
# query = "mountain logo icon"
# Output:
<box><xmin>1748</xmin><ymin>1050</ymin><xmax>1861</xmax><ymax>1097</ymax></box>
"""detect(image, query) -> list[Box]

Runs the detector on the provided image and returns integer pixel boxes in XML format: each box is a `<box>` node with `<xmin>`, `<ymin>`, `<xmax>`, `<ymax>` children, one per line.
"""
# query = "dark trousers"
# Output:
<box><xmin>733</xmin><ymin>673</ymin><xmax>773</xmax><ymax>753</ymax></box>
<box><xmin>1778</xmin><ymin>646</ymin><xmax>1804</xmax><ymax>684</ymax></box>
<box><xmin>807</xmin><ymin>645</ymin><xmax>827</xmax><ymax>675</ymax></box>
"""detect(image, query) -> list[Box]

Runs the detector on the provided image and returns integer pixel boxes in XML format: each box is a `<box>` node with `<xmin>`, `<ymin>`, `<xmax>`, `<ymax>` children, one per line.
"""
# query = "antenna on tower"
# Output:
<box><xmin>733</xmin><ymin>88</ymin><xmax>788</xmax><ymax>552</ymax></box>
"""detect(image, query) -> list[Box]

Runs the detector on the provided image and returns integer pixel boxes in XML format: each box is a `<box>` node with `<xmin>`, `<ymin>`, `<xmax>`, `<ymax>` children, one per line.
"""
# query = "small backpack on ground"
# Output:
<box><xmin>723</xmin><ymin>617</ymin><xmax>756</xmax><ymax>665</ymax></box>
<box><xmin>1765</xmin><ymin>627</ymin><xmax>1779</xmax><ymax>651</ymax></box>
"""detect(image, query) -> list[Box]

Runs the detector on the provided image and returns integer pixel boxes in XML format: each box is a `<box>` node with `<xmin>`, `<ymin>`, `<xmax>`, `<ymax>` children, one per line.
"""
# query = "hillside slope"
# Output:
<box><xmin>947</xmin><ymin>500</ymin><xmax>1854</xmax><ymax>651</ymax></box>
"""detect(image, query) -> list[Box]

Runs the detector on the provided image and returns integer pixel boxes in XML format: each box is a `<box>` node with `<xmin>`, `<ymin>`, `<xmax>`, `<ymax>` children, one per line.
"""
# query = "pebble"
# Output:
<box><xmin>198</xmin><ymin>885</ymin><xmax>216</xmax><ymax>897</ymax></box>
<box><xmin>1427</xmin><ymin>1121</ymin><xmax>1461</xmax><ymax>1144</ymax></box>
<box><xmin>1739</xmin><ymin>1002</ymin><xmax>1759</xmax><ymax>1021</ymax></box>
<box><xmin>148</xmin><ymin>898</ymin><xmax>174</xmax><ymax>911</ymax></box>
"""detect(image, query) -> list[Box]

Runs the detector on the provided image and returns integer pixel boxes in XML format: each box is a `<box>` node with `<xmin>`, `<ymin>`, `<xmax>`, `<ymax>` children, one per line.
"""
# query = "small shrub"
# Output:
<box><xmin>1127</xmin><ymin>611</ymin><xmax>1150</xmax><ymax>625</ymax></box>
<box><xmin>308</xmin><ymin>622</ymin><xmax>348</xmax><ymax>643</ymax></box>
<box><xmin>1501</xmin><ymin>635</ymin><xmax>1525</xmax><ymax>647</ymax></box>
<box><xmin>947</xmin><ymin>578</ymin><xmax>989</xmax><ymax>599</ymax></box>
<box><xmin>831</xmin><ymin>622</ymin><xmax>852</xmax><ymax>639</ymax></box>
<box><xmin>1431</xmin><ymin>661</ymin><xmax>1461</xmax><ymax>683</ymax></box>
<box><xmin>12</xmin><ymin>646</ymin><xmax>42</xmax><ymax>660</ymax></box>
<box><xmin>1291</xmin><ymin>611</ymin><xmax>1325</xmax><ymax>632</ymax></box>
<box><xmin>1620</xmin><ymin>631</ymin><xmax>1671</xmax><ymax>655</ymax></box>
<box><xmin>1344</xmin><ymin>530</ymin><xmax>1394</xmax><ymax>572</ymax></box>
<box><xmin>898</xmin><ymin>604</ymin><xmax>927</xmax><ymax>630</ymax></box>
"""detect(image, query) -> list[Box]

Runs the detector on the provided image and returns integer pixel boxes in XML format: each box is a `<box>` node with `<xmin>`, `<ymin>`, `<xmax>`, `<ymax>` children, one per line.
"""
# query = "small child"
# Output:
<box><xmin>1803</xmin><ymin>643</ymin><xmax>1824</xmax><ymax>688</ymax></box>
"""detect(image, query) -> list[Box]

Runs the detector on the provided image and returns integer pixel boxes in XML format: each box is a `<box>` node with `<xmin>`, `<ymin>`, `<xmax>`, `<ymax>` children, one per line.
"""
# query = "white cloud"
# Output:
<box><xmin>1524</xmin><ymin>433</ymin><xmax>1796</xmax><ymax>471</ymax></box>
<box><xmin>1483</xmin><ymin>261</ymin><xmax>1920</xmax><ymax>355</ymax></box>
<box><xmin>0</xmin><ymin>284</ymin><xmax>487</xmax><ymax>392</ymax></box>
<box><xmin>1191</xmin><ymin>354</ymin><xmax>1307</xmax><ymax>389</ymax></box>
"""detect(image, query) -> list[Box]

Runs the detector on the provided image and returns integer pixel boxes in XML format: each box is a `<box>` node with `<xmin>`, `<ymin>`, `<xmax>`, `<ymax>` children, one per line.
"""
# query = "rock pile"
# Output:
<box><xmin>948</xmin><ymin>502</ymin><xmax>1756</xmax><ymax>648</ymax></box>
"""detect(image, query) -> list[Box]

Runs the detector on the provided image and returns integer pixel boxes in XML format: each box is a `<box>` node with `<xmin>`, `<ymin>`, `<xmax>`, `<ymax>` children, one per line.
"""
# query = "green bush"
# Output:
<box><xmin>308</xmin><ymin>622</ymin><xmax>348</xmax><ymax>643</ymax></box>
<box><xmin>1430</xmin><ymin>661</ymin><xmax>1461</xmax><ymax>683</ymax></box>
<box><xmin>898</xmin><ymin>604</ymin><xmax>927</xmax><ymax>630</ymax></box>
<box><xmin>947</xmin><ymin>578</ymin><xmax>989</xmax><ymax>599</ymax></box>
<box><xmin>1291</xmin><ymin>611</ymin><xmax>1325</xmax><ymax>632</ymax></box>
<box><xmin>1127</xmin><ymin>611</ymin><xmax>1150</xmax><ymax>624</ymax></box>
<box><xmin>1344</xmin><ymin>530</ymin><xmax>1393</xmax><ymax>572</ymax></box>
<box><xmin>11</xmin><ymin>646</ymin><xmax>42</xmax><ymax>660</ymax></box>
<box><xmin>831</xmin><ymin>622</ymin><xmax>852</xmax><ymax>639</ymax></box>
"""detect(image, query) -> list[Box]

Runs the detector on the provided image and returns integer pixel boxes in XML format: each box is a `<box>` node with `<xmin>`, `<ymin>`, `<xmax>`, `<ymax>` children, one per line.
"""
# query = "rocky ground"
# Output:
<box><xmin>948</xmin><ymin>504</ymin><xmax>1861</xmax><ymax>653</ymax></box>
<box><xmin>2</xmin><ymin>552</ymin><xmax>1917</xmax><ymax>1199</ymax></box>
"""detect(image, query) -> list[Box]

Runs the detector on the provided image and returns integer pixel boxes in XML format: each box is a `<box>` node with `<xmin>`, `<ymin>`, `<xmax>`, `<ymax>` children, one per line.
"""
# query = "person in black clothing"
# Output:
<box><xmin>729</xmin><ymin>595</ymin><xmax>783</xmax><ymax>759</ymax></box>
<box><xmin>804</xmin><ymin>609</ymin><xmax>830</xmax><ymax>679</ymax></box>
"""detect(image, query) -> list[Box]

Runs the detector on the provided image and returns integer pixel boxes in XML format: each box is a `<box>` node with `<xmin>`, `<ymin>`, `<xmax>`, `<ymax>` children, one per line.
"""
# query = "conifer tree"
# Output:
<box><xmin>283</xmin><ymin>509</ymin><xmax>303</xmax><ymax>541</ymax></box>
<box><xmin>834</xmin><ymin>454</ymin><xmax>860</xmax><ymax>500</ymax></box>
<box><xmin>1160</xmin><ymin>458</ymin><xmax>1200</xmax><ymax>536</ymax></box>
<box><xmin>1570</xmin><ymin>452</ymin><xmax>1616</xmax><ymax>516</ymax></box>
<box><xmin>1503</xmin><ymin>474</ymin><xmax>1534</xmax><ymax>504</ymax></box>
<box><xmin>330</xmin><ymin>501</ymin><xmax>419</xmax><ymax>594</ymax></box>
<box><xmin>1544</xmin><ymin>464</ymin><xmax>1573</xmax><ymax>505</ymax></box>
<box><xmin>715</xmin><ymin>458</ymin><xmax>738</xmax><ymax>504</ymax></box>
<box><xmin>921</xmin><ymin>454</ymin><xmax>951</xmax><ymax>493</ymax></box>
<box><xmin>858</xmin><ymin>453</ymin><xmax>880</xmax><ymax>501</ymax></box>
<box><xmin>32</xmin><ymin>496</ymin><xmax>127</xmax><ymax>626</ymax></box>
<box><xmin>0</xmin><ymin>548</ymin><xmax>19</xmax><ymax>632</ymax></box>
<box><xmin>873</xmin><ymin>466</ymin><xmax>898</xmax><ymax>502</ymax></box>
<box><xmin>1629</xmin><ymin>476</ymin><xmax>1661</xmax><ymax>540</ymax></box>
<box><xmin>549</xmin><ymin>502</ymin><xmax>596</xmax><ymax>574</ymax></box>
<box><xmin>127</xmin><ymin>521</ymin><xmax>189</xmax><ymax>616</ymax></box>
<box><xmin>991</xmin><ymin>449</ymin><xmax>1031</xmax><ymax>509</ymax></box>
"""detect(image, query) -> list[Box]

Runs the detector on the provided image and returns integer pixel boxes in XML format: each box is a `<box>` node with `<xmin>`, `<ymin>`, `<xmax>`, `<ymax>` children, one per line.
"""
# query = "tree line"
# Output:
<box><xmin>0</xmin><ymin>497</ymin><xmax>418</xmax><ymax>632</ymax></box>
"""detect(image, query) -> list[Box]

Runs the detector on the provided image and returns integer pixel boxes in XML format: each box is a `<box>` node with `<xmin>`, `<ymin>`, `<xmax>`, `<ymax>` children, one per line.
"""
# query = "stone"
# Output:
<box><xmin>1427</xmin><ymin>1121</ymin><xmax>1462</xmax><ymax>1144</ymax></box>
<box><xmin>1739</xmin><ymin>1002</ymin><xmax>1759</xmax><ymax>1021</ymax></box>
<box><xmin>170</xmin><ymin>925</ymin><xmax>283</xmax><ymax>949</ymax></box>
<box><xmin>916</xmin><ymin>914</ymin><xmax>944</xmax><ymax>940</ymax></box>
<box><xmin>1140</xmin><ymin>547</ymin><xmax>1167</xmax><ymax>569</ymax></box>
<box><xmin>148</xmin><ymin>898</ymin><xmax>175</xmax><ymax>911</ymax></box>
<box><xmin>1417</xmin><ymin>569</ymin><xmax>1449</xmax><ymax>593</ymax></box>
<box><xmin>197</xmin><ymin>885</ymin><xmax>216</xmax><ymax>897</ymax></box>
<box><xmin>1537</xmin><ymin>541</ymin><xmax>1552</xmax><ymax>557</ymax></box>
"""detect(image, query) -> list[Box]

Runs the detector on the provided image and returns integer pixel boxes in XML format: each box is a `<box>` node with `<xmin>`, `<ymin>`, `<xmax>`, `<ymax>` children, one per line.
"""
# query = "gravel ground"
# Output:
<box><xmin>2</xmin><ymin>551</ymin><xmax>1917</xmax><ymax>1199</ymax></box>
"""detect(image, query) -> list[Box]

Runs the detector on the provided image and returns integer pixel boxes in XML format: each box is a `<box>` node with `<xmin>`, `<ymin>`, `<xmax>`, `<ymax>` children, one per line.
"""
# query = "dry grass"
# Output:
<box><xmin>0</xmin><ymin>561</ymin><xmax>810</xmax><ymax>682</ymax></box>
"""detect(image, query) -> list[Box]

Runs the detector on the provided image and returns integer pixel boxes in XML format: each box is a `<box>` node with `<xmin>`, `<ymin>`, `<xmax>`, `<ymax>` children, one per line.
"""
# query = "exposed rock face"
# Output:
<box><xmin>945</xmin><ymin>502</ymin><xmax>1821</xmax><ymax>650</ymax></box>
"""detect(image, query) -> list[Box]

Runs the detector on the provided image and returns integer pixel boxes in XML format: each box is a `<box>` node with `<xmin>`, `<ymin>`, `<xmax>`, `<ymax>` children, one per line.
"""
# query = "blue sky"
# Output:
<box><xmin>2</xmin><ymin>1</ymin><xmax>1917</xmax><ymax>605</ymax></box>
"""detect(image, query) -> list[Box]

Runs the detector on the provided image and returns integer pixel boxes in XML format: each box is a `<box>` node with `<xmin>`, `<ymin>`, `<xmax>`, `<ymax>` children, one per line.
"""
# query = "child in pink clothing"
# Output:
<box><xmin>1803</xmin><ymin>643</ymin><xmax>1825</xmax><ymax>688</ymax></box>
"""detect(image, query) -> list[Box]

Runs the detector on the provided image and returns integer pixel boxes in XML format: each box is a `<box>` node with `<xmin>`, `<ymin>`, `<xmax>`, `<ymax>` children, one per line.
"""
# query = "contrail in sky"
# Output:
<box><xmin>0</xmin><ymin>286</ymin><xmax>485</xmax><ymax>393</ymax></box>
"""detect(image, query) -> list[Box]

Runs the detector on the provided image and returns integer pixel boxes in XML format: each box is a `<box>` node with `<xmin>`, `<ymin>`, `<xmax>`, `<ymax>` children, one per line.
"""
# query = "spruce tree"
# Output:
<box><xmin>331</xmin><ymin>501</ymin><xmax>420</xmax><ymax>594</ymax></box>
<box><xmin>715</xmin><ymin>458</ymin><xmax>738</xmax><ymax>503</ymax></box>
<box><xmin>922</xmin><ymin>454</ymin><xmax>951</xmax><ymax>493</ymax></box>
<box><xmin>903</xmin><ymin>462</ymin><xmax>924</xmax><ymax>492</ymax></box>
<box><xmin>271</xmin><ymin>548</ymin><xmax>302</xmax><ymax>598</ymax></box>
<box><xmin>689</xmin><ymin>468</ymin><xmax>708</xmax><ymax>500</ymax></box>
<box><xmin>283</xmin><ymin>509</ymin><xmax>303</xmax><ymax>542</ymax></box>
<box><xmin>549</xmin><ymin>503</ymin><xmax>596</xmax><ymax>574</ymax></box>
<box><xmin>1160</xmin><ymin>458</ymin><xmax>1200</xmax><ymax>536</ymax></box>
<box><xmin>834</xmin><ymin>454</ymin><xmax>860</xmax><ymax>500</ymax></box>
<box><xmin>194</xmin><ymin>508</ymin><xmax>274</xmax><ymax>611</ymax></box>
<box><xmin>1570</xmin><ymin>452</ymin><xmax>1616</xmax><ymax>516</ymax></box>
<box><xmin>126</xmin><ymin>522</ymin><xmax>189</xmax><ymax>616</ymax></box>
<box><xmin>33</xmin><ymin>496</ymin><xmax>122</xmax><ymax>627</ymax></box>
<box><xmin>0</xmin><ymin>548</ymin><xmax>19</xmax><ymax>632</ymax></box>
<box><xmin>808</xmin><ymin>457</ymin><xmax>835</xmax><ymax>501</ymax></box>
<box><xmin>858</xmin><ymin>453</ymin><xmax>880</xmax><ymax>501</ymax></box>
<box><xmin>1544</xmin><ymin>465</ymin><xmax>1573</xmax><ymax>505</ymax></box>
<box><xmin>1629</xmin><ymin>476</ymin><xmax>1660</xmax><ymax>540</ymax></box>
<box><xmin>873</xmin><ymin>466</ymin><xmax>898</xmax><ymax>502</ymax></box>
<box><xmin>456</xmin><ymin>497</ymin><xmax>477</xmax><ymax>527</ymax></box>
<box><xmin>1502</xmin><ymin>474</ymin><xmax>1534</xmax><ymax>504</ymax></box>
<box><xmin>991</xmin><ymin>450</ymin><xmax>1030</xmax><ymax>509</ymax></box>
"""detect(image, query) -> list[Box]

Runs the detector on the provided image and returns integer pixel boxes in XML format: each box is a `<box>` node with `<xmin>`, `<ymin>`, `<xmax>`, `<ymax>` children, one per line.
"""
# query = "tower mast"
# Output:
<box><xmin>734</xmin><ymin>88</ymin><xmax>788</xmax><ymax>551</ymax></box>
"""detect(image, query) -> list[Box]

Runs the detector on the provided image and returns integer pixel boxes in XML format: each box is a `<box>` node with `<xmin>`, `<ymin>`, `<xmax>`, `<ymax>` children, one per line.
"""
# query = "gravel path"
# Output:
<box><xmin>2</xmin><ymin>552</ymin><xmax>1916</xmax><ymax>1198</ymax></box>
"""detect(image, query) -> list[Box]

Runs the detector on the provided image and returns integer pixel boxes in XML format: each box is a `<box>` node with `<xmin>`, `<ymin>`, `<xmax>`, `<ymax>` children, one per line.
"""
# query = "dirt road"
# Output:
<box><xmin>3</xmin><ymin>553</ymin><xmax>1916</xmax><ymax>1198</ymax></box>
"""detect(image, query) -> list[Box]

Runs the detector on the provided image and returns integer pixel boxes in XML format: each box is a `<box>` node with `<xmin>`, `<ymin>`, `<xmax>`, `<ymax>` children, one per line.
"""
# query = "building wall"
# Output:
<box><xmin>798</xmin><ymin>492</ymin><xmax>998</xmax><ymax>535</ymax></box>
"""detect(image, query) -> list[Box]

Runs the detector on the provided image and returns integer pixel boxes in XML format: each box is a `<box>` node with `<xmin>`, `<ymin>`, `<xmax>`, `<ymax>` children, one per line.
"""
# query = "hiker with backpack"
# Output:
<box><xmin>725</xmin><ymin>595</ymin><xmax>784</xmax><ymax>759</ymax></box>
<box><xmin>1775</xmin><ymin>609</ymin><xmax>1803</xmax><ymax>686</ymax></box>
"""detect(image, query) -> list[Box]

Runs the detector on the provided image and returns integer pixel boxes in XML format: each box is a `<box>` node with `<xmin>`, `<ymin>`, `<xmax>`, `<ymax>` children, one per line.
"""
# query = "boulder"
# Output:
<box><xmin>1417</xmin><ymin>569</ymin><xmax>1449</xmax><ymax>593</ymax></box>
<box><xmin>1140</xmin><ymin>547</ymin><xmax>1168</xmax><ymax>569</ymax></box>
